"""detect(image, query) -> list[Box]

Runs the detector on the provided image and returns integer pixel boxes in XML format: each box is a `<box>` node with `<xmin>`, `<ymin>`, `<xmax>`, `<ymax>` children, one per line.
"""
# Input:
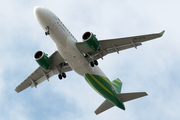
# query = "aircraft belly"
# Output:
<box><xmin>39</xmin><ymin>8</ymin><xmax>107</xmax><ymax>77</ymax></box>
<box><xmin>54</xmin><ymin>36</ymin><xmax>106</xmax><ymax>77</ymax></box>
<box><xmin>56</xmin><ymin>38</ymin><xmax>92</xmax><ymax>76</ymax></box>
<box><xmin>49</xmin><ymin>26</ymin><xmax>67</xmax><ymax>47</ymax></box>
<box><xmin>48</xmin><ymin>20</ymin><xmax>70</xmax><ymax>47</ymax></box>
<box><xmin>36</xmin><ymin>7</ymin><xmax>97</xmax><ymax>76</ymax></box>
<box><xmin>65</xmin><ymin>38</ymin><xmax>107</xmax><ymax>77</ymax></box>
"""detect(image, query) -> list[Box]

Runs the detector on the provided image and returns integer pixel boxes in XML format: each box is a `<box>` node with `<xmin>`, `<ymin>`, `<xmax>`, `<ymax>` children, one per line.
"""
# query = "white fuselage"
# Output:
<box><xmin>34</xmin><ymin>6</ymin><xmax>106</xmax><ymax>77</ymax></box>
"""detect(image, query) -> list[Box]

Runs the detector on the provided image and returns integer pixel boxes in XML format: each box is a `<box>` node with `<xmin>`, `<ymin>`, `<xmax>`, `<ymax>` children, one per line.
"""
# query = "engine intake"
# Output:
<box><xmin>82</xmin><ymin>31</ymin><xmax>99</xmax><ymax>51</ymax></box>
<box><xmin>83</xmin><ymin>31</ymin><xmax>92</xmax><ymax>40</ymax></box>
<box><xmin>34</xmin><ymin>51</ymin><xmax>51</xmax><ymax>70</ymax></box>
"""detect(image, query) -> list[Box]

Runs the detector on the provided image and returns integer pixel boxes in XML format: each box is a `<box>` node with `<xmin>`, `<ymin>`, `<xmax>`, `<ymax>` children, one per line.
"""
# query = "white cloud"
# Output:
<box><xmin>0</xmin><ymin>68</ymin><xmax>4</xmax><ymax>106</ymax></box>
<box><xmin>0</xmin><ymin>0</ymin><xmax>180</xmax><ymax>120</ymax></box>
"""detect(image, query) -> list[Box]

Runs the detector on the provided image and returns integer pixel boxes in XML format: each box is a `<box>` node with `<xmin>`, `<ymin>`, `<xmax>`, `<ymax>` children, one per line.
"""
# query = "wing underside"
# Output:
<box><xmin>76</xmin><ymin>31</ymin><xmax>165</xmax><ymax>62</ymax></box>
<box><xmin>15</xmin><ymin>51</ymin><xmax>72</xmax><ymax>93</ymax></box>
<box><xmin>15</xmin><ymin>31</ymin><xmax>164</xmax><ymax>93</ymax></box>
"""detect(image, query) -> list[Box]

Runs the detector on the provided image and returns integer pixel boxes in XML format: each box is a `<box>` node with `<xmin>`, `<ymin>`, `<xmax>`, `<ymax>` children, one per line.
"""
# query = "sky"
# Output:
<box><xmin>0</xmin><ymin>0</ymin><xmax>180</xmax><ymax>120</ymax></box>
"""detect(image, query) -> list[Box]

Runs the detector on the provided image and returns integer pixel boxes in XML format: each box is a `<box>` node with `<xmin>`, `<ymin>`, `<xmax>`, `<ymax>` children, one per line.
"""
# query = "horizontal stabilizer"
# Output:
<box><xmin>95</xmin><ymin>99</ymin><xmax>115</xmax><ymax>115</ymax></box>
<box><xmin>118</xmin><ymin>92</ymin><xmax>148</xmax><ymax>102</ymax></box>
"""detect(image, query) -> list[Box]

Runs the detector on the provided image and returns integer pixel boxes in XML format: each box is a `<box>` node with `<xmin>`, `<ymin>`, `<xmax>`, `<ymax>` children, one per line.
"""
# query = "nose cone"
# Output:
<box><xmin>33</xmin><ymin>6</ymin><xmax>44</xmax><ymax>19</ymax></box>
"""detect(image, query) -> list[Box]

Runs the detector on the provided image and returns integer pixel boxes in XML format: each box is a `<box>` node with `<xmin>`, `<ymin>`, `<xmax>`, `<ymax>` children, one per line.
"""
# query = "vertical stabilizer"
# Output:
<box><xmin>111</xmin><ymin>78</ymin><xmax>122</xmax><ymax>94</ymax></box>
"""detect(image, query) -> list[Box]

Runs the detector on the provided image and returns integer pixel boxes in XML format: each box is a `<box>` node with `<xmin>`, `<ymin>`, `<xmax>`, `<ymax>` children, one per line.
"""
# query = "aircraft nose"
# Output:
<box><xmin>33</xmin><ymin>6</ymin><xmax>45</xmax><ymax>19</ymax></box>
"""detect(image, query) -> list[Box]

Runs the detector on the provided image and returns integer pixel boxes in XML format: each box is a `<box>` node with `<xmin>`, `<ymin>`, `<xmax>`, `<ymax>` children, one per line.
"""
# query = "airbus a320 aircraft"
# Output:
<box><xmin>15</xmin><ymin>6</ymin><xmax>165</xmax><ymax>115</ymax></box>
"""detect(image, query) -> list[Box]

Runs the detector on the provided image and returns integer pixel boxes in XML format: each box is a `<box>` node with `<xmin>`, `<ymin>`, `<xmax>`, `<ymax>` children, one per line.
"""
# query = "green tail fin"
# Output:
<box><xmin>111</xmin><ymin>78</ymin><xmax>122</xmax><ymax>94</ymax></box>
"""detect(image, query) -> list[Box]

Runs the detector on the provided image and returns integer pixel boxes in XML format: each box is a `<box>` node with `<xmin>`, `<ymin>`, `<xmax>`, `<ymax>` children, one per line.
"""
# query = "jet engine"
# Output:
<box><xmin>34</xmin><ymin>50</ymin><xmax>51</xmax><ymax>70</ymax></box>
<box><xmin>82</xmin><ymin>31</ymin><xmax>99</xmax><ymax>51</ymax></box>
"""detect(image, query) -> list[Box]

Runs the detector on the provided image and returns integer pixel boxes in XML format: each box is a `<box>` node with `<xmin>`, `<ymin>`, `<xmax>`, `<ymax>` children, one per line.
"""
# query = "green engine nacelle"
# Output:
<box><xmin>82</xmin><ymin>31</ymin><xmax>99</xmax><ymax>51</ymax></box>
<box><xmin>34</xmin><ymin>51</ymin><xmax>51</xmax><ymax>70</ymax></box>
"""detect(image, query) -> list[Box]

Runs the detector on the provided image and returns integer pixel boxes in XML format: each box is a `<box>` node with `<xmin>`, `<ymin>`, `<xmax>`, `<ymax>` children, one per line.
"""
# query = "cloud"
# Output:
<box><xmin>0</xmin><ymin>0</ymin><xmax>180</xmax><ymax>120</ymax></box>
<box><xmin>0</xmin><ymin>68</ymin><xmax>4</xmax><ymax>105</ymax></box>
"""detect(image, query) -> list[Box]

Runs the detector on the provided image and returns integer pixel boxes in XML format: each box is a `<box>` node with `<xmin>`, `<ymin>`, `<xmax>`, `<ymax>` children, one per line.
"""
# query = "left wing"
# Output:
<box><xmin>76</xmin><ymin>31</ymin><xmax>165</xmax><ymax>62</ymax></box>
<box><xmin>15</xmin><ymin>51</ymin><xmax>72</xmax><ymax>93</ymax></box>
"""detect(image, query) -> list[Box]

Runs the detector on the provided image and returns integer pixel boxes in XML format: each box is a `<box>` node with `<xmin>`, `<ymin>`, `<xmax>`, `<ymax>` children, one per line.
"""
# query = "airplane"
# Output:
<box><xmin>15</xmin><ymin>6</ymin><xmax>165</xmax><ymax>115</ymax></box>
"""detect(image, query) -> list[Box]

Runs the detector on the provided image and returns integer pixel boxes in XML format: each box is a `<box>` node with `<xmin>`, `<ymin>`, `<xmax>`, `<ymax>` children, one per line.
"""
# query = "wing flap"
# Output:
<box><xmin>105</xmin><ymin>42</ymin><xmax>142</xmax><ymax>54</ymax></box>
<box><xmin>15</xmin><ymin>67</ymin><xmax>54</xmax><ymax>93</ymax></box>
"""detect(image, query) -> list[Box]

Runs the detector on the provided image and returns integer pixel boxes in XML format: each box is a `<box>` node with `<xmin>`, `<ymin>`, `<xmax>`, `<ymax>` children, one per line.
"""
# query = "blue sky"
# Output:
<box><xmin>0</xmin><ymin>0</ymin><xmax>180</xmax><ymax>120</ymax></box>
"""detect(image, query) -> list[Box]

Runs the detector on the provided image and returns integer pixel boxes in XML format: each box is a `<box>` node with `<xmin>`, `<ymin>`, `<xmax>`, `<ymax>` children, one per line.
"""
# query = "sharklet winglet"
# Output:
<box><xmin>160</xmin><ymin>30</ymin><xmax>165</xmax><ymax>37</ymax></box>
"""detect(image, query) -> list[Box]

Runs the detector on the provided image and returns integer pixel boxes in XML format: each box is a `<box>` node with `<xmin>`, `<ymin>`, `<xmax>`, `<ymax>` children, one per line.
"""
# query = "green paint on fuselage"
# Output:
<box><xmin>85</xmin><ymin>73</ymin><xmax>125</xmax><ymax>110</ymax></box>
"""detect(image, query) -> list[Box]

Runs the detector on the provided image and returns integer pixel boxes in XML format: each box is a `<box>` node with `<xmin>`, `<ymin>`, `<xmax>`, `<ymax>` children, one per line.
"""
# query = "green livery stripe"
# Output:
<box><xmin>115</xmin><ymin>79</ymin><xmax>122</xmax><ymax>83</ymax></box>
<box><xmin>84</xmin><ymin>74</ymin><xmax>126</xmax><ymax>110</ymax></box>
<box><xmin>89</xmin><ymin>74</ymin><xmax>114</xmax><ymax>96</ymax></box>
<box><xmin>85</xmin><ymin>73</ymin><xmax>119</xmax><ymax>104</ymax></box>
<box><xmin>85</xmin><ymin>76</ymin><xmax>103</xmax><ymax>96</ymax></box>
<box><xmin>100</xmin><ymin>76</ymin><xmax>112</xmax><ymax>85</ymax></box>
<box><xmin>111</xmin><ymin>82</ymin><xmax>119</xmax><ymax>87</ymax></box>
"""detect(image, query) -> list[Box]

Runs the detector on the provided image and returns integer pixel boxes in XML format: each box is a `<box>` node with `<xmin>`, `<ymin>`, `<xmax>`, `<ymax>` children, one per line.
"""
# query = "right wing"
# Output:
<box><xmin>15</xmin><ymin>51</ymin><xmax>72</xmax><ymax>93</ymax></box>
<box><xmin>76</xmin><ymin>31</ymin><xmax>165</xmax><ymax>62</ymax></box>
